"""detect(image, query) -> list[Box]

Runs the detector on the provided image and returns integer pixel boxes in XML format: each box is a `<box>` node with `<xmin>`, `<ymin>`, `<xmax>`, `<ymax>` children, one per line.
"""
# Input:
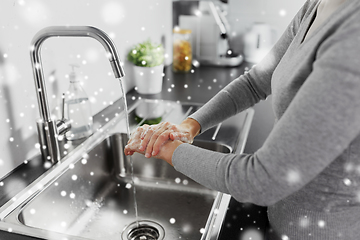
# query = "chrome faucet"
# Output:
<box><xmin>30</xmin><ymin>26</ymin><xmax>125</xmax><ymax>163</ymax></box>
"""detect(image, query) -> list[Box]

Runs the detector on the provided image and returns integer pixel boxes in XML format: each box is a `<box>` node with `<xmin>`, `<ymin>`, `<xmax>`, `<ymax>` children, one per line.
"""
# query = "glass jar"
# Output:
<box><xmin>172</xmin><ymin>28</ymin><xmax>192</xmax><ymax>73</ymax></box>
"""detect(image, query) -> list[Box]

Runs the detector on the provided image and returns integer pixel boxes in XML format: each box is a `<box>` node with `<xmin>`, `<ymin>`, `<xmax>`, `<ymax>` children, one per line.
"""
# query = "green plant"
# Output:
<box><xmin>127</xmin><ymin>40</ymin><xmax>165</xmax><ymax>67</ymax></box>
<box><xmin>134</xmin><ymin>115</ymin><xmax>162</xmax><ymax>125</ymax></box>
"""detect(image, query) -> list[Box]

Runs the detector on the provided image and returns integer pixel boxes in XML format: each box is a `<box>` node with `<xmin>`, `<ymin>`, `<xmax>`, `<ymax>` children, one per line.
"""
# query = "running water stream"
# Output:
<box><xmin>118</xmin><ymin>78</ymin><xmax>139</xmax><ymax>227</ymax></box>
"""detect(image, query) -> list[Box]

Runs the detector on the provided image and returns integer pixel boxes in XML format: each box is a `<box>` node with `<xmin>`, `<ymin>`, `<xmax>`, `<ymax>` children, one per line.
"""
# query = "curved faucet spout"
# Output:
<box><xmin>30</xmin><ymin>26</ymin><xmax>126</xmax><ymax>163</ymax></box>
<box><xmin>30</xmin><ymin>25</ymin><xmax>125</xmax><ymax>121</ymax></box>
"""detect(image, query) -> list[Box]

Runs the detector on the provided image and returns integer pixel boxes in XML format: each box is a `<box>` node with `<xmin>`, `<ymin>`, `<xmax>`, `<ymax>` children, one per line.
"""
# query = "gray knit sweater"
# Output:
<box><xmin>172</xmin><ymin>0</ymin><xmax>360</xmax><ymax>239</ymax></box>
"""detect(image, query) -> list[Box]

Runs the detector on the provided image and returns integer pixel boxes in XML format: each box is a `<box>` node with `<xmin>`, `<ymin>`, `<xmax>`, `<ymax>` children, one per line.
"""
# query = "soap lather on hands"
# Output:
<box><xmin>124</xmin><ymin>118</ymin><xmax>201</xmax><ymax>164</ymax></box>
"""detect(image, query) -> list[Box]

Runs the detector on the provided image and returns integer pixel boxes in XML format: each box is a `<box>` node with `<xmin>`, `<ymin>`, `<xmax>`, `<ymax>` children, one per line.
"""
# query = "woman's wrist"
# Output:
<box><xmin>155</xmin><ymin>140</ymin><xmax>183</xmax><ymax>166</ymax></box>
<box><xmin>181</xmin><ymin>118</ymin><xmax>201</xmax><ymax>138</ymax></box>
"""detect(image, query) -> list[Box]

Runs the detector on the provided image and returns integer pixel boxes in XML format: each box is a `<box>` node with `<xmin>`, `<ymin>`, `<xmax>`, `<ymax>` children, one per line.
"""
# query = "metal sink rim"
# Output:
<box><xmin>12</xmin><ymin>133</ymin><xmax>232</xmax><ymax>240</ymax></box>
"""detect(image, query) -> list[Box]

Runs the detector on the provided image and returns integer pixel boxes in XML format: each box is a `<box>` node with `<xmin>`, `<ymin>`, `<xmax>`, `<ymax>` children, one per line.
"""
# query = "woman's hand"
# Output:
<box><xmin>151</xmin><ymin>140</ymin><xmax>183</xmax><ymax>166</ymax></box>
<box><xmin>123</xmin><ymin>124</ymin><xmax>147</xmax><ymax>156</ymax></box>
<box><xmin>124</xmin><ymin>124</ymin><xmax>183</xmax><ymax>165</ymax></box>
<box><xmin>139</xmin><ymin>118</ymin><xmax>200</xmax><ymax>158</ymax></box>
<box><xmin>124</xmin><ymin>118</ymin><xmax>200</xmax><ymax>161</ymax></box>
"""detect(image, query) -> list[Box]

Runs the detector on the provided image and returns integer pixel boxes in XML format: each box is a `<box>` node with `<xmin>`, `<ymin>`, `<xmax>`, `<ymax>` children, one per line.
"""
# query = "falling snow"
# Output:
<box><xmin>281</xmin><ymin>235</ymin><xmax>289</xmax><ymax>240</ymax></box>
<box><xmin>29</xmin><ymin>208</ymin><xmax>36</xmax><ymax>215</ymax></box>
<box><xmin>279</xmin><ymin>9</ymin><xmax>287</xmax><ymax>17</ymax></box>
<box><xmin>318</xmin><ymin>220</ymin><xmax>326</xmax><ymax>228</ymax></box>
<box><xmin>101</xmin><ymin>1</ymin><xmax>125</xmax><ymax>25</ymax></box>
<box><xmin>44</xmin><ymin>161</ymin><xmax>52</xmax><ymax>169</ymax></box>
<box><xmin>343</xmin><ymin>178</ymin><xmax>352</xmax><ymax>186</ymax></box>
<box><xmin>286</xmin><ymin>169</ymin><xmax>301</xmax><ymax>185</ymax></box>
<box><xmin>299</xmin><ymin>216</ymin><xmax>310</xmax><ymax>228</ymax></box>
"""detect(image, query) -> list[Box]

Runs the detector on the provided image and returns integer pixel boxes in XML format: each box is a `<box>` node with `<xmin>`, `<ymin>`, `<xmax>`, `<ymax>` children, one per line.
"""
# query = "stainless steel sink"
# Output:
<box><xmin>0</xmin><ymin>99</ymin><xmax>253</xmax><ymax>240</ymax></box>
<box><xmin>16</xmin><ymin>133</ymin><xmax>230</xmax><ymax>240</ymax></box>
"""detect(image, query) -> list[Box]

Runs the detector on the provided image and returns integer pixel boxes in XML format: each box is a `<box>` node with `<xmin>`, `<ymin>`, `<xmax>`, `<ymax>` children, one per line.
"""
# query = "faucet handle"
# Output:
<box><xmin>57</xmin><ymin>93</ymin><xmax>71</xmax><ymax>136</ymax></box>
<box><xmin>61</xmin><ymin>93</ymin><xmax>65</xmax><ymax>120</ymax></box>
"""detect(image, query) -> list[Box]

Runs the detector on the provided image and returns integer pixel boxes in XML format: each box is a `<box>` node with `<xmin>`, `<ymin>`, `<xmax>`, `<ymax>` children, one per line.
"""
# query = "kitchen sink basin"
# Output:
<box><xmin>2</xmin><ymin>133</ymin><xmax>232</xmax><ymax>240</ymax></box>
<box><xmin>0</xmin><ymin>99</ymin><xmax>253</xmax><ymax>240</ymax></box>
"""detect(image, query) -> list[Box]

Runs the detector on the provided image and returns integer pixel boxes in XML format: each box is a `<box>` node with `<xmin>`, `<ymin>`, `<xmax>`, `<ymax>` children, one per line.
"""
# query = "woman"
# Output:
<box><xmin>125</xmin><ymin>0</ymin><xmax>360</xmax><ymax>239</ymax></box>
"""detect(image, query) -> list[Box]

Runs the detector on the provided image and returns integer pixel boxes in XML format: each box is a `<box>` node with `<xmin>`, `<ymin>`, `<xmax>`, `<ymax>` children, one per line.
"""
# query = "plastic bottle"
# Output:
<box><xmin>65</xmin><ymin>64</ymin><xmax>93</xmax><ymax>140</ymax></box>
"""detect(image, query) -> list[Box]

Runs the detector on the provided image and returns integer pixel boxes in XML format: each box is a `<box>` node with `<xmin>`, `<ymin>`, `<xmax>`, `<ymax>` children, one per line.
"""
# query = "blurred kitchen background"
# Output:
<box><xmin>0</xmin><ymin>0</ymin><xmax>305</xmax><ymax>178</ymax></box>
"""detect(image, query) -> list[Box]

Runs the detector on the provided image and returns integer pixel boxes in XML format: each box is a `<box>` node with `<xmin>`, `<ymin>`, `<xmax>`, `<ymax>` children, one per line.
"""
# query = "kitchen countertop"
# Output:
<box><xmin>127</xmin><ymin>64</ymin><xmax>249</xmax><ymax>104</ymax></box>
<box><xmin>0</xmin><ymin>63</ymin><xmax>270</xmax><ymax>239</ymax></box>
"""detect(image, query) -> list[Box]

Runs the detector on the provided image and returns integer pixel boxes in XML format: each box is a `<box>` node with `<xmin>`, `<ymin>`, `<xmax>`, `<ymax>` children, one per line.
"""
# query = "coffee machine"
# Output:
<box><xmin>173</xmin><ymin>1</ymin><xmax>243</xmax><ymax>67</ymax></box>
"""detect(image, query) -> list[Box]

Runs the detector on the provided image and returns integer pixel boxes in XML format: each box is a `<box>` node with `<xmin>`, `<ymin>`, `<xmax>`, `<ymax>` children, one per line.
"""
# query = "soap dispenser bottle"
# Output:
<box><xmin>65</xmin><ymin>64</ymin><xmax>93</xmax><ymax>140</ymax></box>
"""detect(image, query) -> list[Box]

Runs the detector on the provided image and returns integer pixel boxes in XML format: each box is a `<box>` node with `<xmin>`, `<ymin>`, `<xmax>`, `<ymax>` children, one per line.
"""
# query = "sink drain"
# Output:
<box><xmin>128</xmin><ymin>225</ymin><xmax>159</xmax><ymax>240</ymax></box>
<box><xmin>122</xmin><ymin>220</ymin><xmax>165</xmax><ymax>240</ymax></box>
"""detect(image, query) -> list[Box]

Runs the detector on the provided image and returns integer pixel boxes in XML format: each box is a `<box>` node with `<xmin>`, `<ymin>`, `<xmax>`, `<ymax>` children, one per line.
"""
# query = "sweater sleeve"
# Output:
<box><xmin>173</xmin><ymin>13</ymin><xmax>360</xmax><ymax>206</ymax></box>
<box><xmin>188</xmin><ymin>0</ymin><xmax>314</xmax><ymax>133</ymax></box>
